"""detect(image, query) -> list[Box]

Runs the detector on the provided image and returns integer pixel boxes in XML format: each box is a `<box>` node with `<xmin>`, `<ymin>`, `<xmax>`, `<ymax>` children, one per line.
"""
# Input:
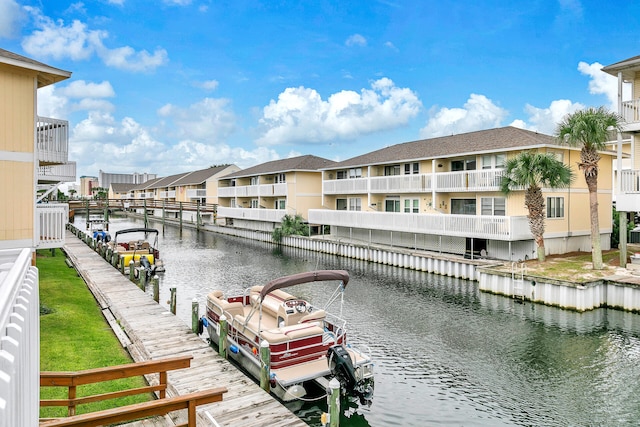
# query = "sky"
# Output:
<box><xmin>2</xmin><ymin>0</ymin><xmax>640</xmax><ymax>182</ymax></box>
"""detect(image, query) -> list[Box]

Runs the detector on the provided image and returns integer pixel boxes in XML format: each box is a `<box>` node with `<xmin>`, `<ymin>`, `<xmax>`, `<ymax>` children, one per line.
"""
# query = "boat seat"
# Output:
<box><xmin>299</xmin><ymin>309</ymin><xmax>326</xmax><ymax>325</ymax></box>
<box><xmin>262</xmin><ymin>323</ymin><xmax>324</xmax><ymax>343</ymax></box>
<box><xmin>139</xmin><ymin>242</ymin><xmax>150</xmax><ymax>250</ymax></box>
<box><xmin>207</xmin><ymin>291</ymin><xmax>244</xmax><ymax>319</ymax></box>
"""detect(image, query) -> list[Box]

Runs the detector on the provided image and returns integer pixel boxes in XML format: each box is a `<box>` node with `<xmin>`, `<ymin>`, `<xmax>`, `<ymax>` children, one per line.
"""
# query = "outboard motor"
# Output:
<box><xmin>327</xmin><ymin>345</ymin><xmax>357</xmax><ymax>390</ymax></box>
<box><xmin>139</xmin><ymin>256</ymin><xmax>155</xmax><ymax>281</ymax></box>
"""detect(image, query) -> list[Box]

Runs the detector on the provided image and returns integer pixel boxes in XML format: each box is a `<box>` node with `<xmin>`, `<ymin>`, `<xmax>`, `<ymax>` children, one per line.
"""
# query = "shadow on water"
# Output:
<box><xmin>94</xmin><ymin>215</ymin><xmax>640</xmax><ymax>427</ymax></box>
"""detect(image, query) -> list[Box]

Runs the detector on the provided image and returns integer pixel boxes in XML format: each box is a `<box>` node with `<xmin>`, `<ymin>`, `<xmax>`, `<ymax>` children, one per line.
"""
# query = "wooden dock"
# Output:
<box><xmin>62</xmin><ymin>231</ymin><xmax>307</xmax><ymax>427</ymax></box>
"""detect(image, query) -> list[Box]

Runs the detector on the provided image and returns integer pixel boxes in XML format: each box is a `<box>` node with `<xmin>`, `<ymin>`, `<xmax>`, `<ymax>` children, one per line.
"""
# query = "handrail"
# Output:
<box><xmin>40</xmin><ymin>355</ymin><xmax>193</xmax><ymax>416</ymax></box>
<box><xmin>38</xmin><ymin>387</ymin><xmax>227</xmax><ymax>427</ymax></box>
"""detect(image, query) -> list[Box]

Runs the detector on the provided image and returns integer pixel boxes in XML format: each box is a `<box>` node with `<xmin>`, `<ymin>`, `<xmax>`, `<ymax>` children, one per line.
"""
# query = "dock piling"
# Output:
<box><xmin>219</xmin><ymin>315</ymin><xmax>228</xmax><ymax>358</ymax></box>
<box><xmin>328</xmin><ymin>378</ymin><xmax>340</xmax><ymax>427</ymax></box>
<box><xmin>260</xmin><ymin>340</ymin><xmax>270</xmax><ymax>392</ymax></box>
<box><xmin>152</xmin><ymin>276</ymin><xmax>159</xmax><ymax>303</ymax></box>
<box><xmin>191</xmin><ymin>299</ymin><xmax>199</xmax><ymax>333</ymax></box>
<box><xmin>169</xmin><ymin>287</ymin><xmax>176</xmax><ymax>314</ymax></box>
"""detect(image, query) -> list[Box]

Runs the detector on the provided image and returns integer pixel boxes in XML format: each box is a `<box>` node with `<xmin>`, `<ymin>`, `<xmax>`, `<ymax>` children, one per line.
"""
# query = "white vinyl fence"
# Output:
<box><xmin>0</xmin><ymin>248</ymin><xmax>39</xmax><ymax>427</ymax></box>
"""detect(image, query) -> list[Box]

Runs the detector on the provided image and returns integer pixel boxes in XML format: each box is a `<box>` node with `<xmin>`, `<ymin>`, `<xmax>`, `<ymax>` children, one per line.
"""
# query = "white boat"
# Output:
<box><xmin>205</xmin><ymin>270</ymin><xmax>374</xmax><ymax>404</ymax></box>
<box><xmin>109</xmin><ymin>227</ymin><xmax>165</xmax><ymax>276</ymax></box>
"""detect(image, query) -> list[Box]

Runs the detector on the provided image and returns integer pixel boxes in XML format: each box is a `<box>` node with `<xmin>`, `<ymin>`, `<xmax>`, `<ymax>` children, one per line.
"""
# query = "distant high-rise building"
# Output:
<box><xmin>99</xmin><ymin>170</ymin><xmax>156</xmax><ymax>190</ymax></box>
<box><xmin>79</xmin><ymin>176</ymin><xmax>98</xmax><ymax>197</ymax></box>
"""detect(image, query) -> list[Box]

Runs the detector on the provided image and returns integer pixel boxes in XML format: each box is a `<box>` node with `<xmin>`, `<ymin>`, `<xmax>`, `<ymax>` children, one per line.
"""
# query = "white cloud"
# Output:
<box><xmin>195</xmin><ymin>80</ymin><xmax>219</xmax><ymax>91</ymax></box>
<box><xmin>163</xmin><ymin>0</ymin><xmax>192</xmax><ymax>5</ymax></box>
<box><xmin>21</xmin><ymin>7</ymin><xmax>167</xmax><ymax>72</ymax></box>
<box><xmin>0</xmin><ymin>0</ymin><xmax>24</xmax><ymax>38</ymax></box>
<box><xmin>157</xmin><ymin>97</ymin><xmax>236</xmax><ymax>141</ymax></box>
<box><xmin>420</xmin><ymin>94</ymin><xmax>507</xmax><ymax>138</ymax></box>
<box><xmin>384</xmin><ymin>41</ymin><xmax>398</xmax><ymax>51</ymax></box>
<box><xmin>37</xmin><ymin>85</ymin><xmax>70</xmax><ymax>119</ymax></box>
<box><xmin>345</xmin><ymin>34</ymin><xmax>367</xmax><ymax>47</ymax></box>
<box><xmin>57</xmin><ymin>80</ymin><xmax>115</xmax><ymax>98</ymax></box>
<box><xmin>256</xmin><ymin>78</ymin><xmax>422</xmax><ymax>146</ymax></box>
<box><xmin>517</xmin><ymin>99</ymin><xmax>584</xmax><ymax>134</ymax></box>
<box><xmin>577</xmin><ymin>61</ymin><xmax>618</xmax><ymax>109</ymax></box>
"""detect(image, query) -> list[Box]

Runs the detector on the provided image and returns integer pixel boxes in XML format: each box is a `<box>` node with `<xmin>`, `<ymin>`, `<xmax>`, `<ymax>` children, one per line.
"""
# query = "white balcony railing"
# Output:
<box><xmin>186</xmin><ymin>189</ymin><xmax>207</xmax><ymax>199</ymax></box>
<box><xmin>37</xmin><ymin>161</ymin><xmax>76</xmax><ymax>183</ymax></box>
<box><xmin>36</xmin><ymin>203</ymin><xmax>68</xmax><ymax>249</ymax></box>
<box><xmin>218</xmin><ymin>206</ymin><xmax>290</xmax><ymax>223</ymax></box>
<box><xmin>37</xmin><ymin>116</ymin><xmax>69</xmax><ymax>164</ymax></box>
<box><xmin>620</xmin><ymin>170</ymin><xmax>640</xmax><ymax>193</ymax></box>
<box><xmin>308</xmin><ymin>209</ymin><xmax>532</xmax><ymax>241</ymax></box>
<box><xmin>323</xmin><ymin>178</ymin><xmax>369</xmax><ymax>195</ymax></box>
<box><xmin>436</xmin><ymin>169</ymin><xmax>504</xmax><ymax>192</ymax></box>
<box><xmin>218</xmin><ymin>187</ymin><xmax>236</xmax><ymax>198</ymax></box>
<box><xmin>0</xmin><ymin>248</ymin><xmax>39</xmax><ymax>427</ymax></box>
<box><xmin>218</xmin><ymin>183</ymin><xmax>288</xmax><ymax>198</ymax></box>
<box><xmin>621</xmin><ymin>99</ymin><xmax>640</xmax><ymax>123</ymax></box>
<box><xmin>159</xmin><ymin>190</ymin><xmax>176</xmax><ymax>199</ymax></box>
<box><xmin>369</xmin><ymin>174</ymin><xmax>431</xmax><ymax>193</ymax></box>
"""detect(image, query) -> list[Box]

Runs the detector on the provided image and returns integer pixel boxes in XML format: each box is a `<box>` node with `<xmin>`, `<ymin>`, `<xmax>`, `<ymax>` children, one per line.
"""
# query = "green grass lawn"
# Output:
<box><xmin>38</xmin><ymin>248</ymin><xmax>152</xmax><ymax>418</ymax></box>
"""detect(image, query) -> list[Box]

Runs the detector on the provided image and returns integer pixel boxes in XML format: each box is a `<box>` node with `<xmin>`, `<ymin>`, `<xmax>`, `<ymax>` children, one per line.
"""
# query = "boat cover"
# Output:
<box><xmin>259</xmin><ymin>270</ymin><xmax>349</xmax><ymax>300</ymax></box>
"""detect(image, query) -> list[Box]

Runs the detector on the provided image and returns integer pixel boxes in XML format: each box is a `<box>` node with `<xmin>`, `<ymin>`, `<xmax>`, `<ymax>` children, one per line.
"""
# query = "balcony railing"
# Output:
<box><xmin>308</xmin><ymin>209</ymin><xmax>532</xmax><ymax>241</ymax></box>
<box><xmin>0</xmin><ymin>248</ymin><xmax>39</xmax><ymax>427</ymax></box>
<box><xmin>37</xmin><ymin>161</ymin><xmax>76</xmax><ymax>183</ymax></box>
<box><xmin>36</xmin><ymin>203</ymin><xmax>67</xmax><ymax>249</ymax></box>
<box><xmin>621</xmin><ymin>99</ymin><xmax>640</xmax><ymax>123</ymax></box>
<box><xmin>217</xmin><ymin>183</ymin><xmax>288</xmax><ymax>198</ymax></box>
<box><xmin>323</xmin><ymin>170</ymin><xmax>505</xmax><ymax>195</ymax></box>
<box><xmin>620</xmin><ymin>170</ymin><xmax>640</xmax><ymax>193</ymax></box>
<box><xmin>186</xmin><ymin>189</ymin><xmax>207</xmax><ymax>199</ymax></box>
<box><xmin>37</xmin><ymin>116</ymin><xmax>69</xmax><ymax>164</ymax></box>
<box><xmin>159</xmin><ymin>190</ymin><xmax>176</xmax><ymax>199</ymax></box>
<box><xmin>218</xmin><ymin>206</ymin><xmax>290</xmax><ymax>223</ymax></box>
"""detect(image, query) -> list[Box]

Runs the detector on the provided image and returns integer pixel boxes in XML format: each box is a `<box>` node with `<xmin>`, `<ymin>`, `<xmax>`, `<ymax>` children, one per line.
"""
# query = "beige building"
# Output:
<box><xmin>217</xmin><ymin>155</ymin><xmax>335</xmax><ymax>232</ymax></box>
<box><xmin>0</xmin><ymin>48</ymin><xmax>72</xmax><ymax>251</ymax></box>
<box><xmin>309</xmin><ymin>126</ymin><xmax>615</xmax><ymax>261</ymax></box>
<box><xmin>80</xmin><ymin>175</ymin><xmax>98</xmax><ymax>197</ymax></box>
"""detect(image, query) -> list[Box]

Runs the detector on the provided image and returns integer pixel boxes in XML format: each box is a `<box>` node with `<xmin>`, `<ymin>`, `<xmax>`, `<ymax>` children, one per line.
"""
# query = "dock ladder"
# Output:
<box><xmin>511</xmin><ymin>261</ymin><xmax>526</xmax><ymax>301</ymax></box>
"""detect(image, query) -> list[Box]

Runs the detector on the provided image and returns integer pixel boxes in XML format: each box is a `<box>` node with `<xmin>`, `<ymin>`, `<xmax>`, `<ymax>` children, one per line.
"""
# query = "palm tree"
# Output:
<box><xmin>556</xmin><ymin>107</ymin><xmax>622</xmax><ymax>269</ymax></box>
<box><xmin>500</xmin><ymin>151</ymin><xmax>574</xmax><ymax>262</ymax></box>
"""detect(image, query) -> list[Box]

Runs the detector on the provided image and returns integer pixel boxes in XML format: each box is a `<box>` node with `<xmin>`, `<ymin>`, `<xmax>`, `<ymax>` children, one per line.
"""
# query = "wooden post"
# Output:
<box><xmin>138</xmin><ymin>270</ymin><xmax>146</xmax><ymax>290</ymax></box>
<box><xmin>219</xmin><ymin>315</ymin><xmax>228</xmax><ymax>359</ymax></box>
<box><xmin>144</xmin><ymin>199</ymin><xmax>149</xmax><ymax>229</ymax></box>
<box><xmin>104</xmin><ymin>198</ymin><xmax>110</xmax><ymax>224</ymax></box>
<box><xmin>179</xmin><ymin>202</ymin><xmax>183</xmax><ymax>232</ymax></box>
<box><xmin>152</xmin><ymin>276</ymin><xmax>160</xmax><ymax>303</ymax></box>
<box><xmin>196</xmin><ymin>200</ymin><xmax>201</xmax><ymax>231</ymax></box>
<box><xmin>620</xmin><ymin>211</ymin><xmax>628</xmax><ymax>268</ymax></box>
<box><xmin>162</xmin><ymin>200</ymin><xmax>166</xmax><ymax>233</ymax></box>
<box><xmin>260</xmin><ymin>340</ymin><xmax>270</xmax><ymax>392</ymax></box>
<box><xmin>129</xmin><ymin>261</ymin><xmax>135</xmax><ymax>281</ymax></box>
<box><xmin>191</xmin><ymin>299</ymin><xmax>199</xmax><ymax>333</ymax></box>
<box><xmin>328</xmin><ymin>377</ymin><xmax>340</xmax><ymax>427</ymax></box>
<box><xmin>169</xmin><ymin>287</ymin><xmax>176</xmax><ymax>314</ymax></box>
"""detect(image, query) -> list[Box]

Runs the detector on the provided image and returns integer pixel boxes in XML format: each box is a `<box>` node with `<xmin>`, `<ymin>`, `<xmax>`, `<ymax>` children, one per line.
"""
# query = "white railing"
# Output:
<box><xmin>619</xmin><ymin>169</ymin><xmax>640</xmax><ymax>193</ymax></box>
<box><xmin>621</xmin><ymin>99</ymin><xmax>640</xmax><ymax>123</ymax></box>
<box><xmin>218</xmin><ymin>187</ymin><xmax>235</xmax><ymax>198</ymax></box>
<box><xmin>186</xmin><ymin>189</ymin><xmax>207</xmax><ymax>198</ymax></box>
<box><xmin>218</xmin><ymin>206</ymin><xmax>291</xmax><ymax>223</ymax></box>
<box><xmin>37</xmin><ymin>116</ymin><xmax>69</xmax><ymax>164</ymax></box>
<box><xmin>36</xmin><ymin>203</ymin><xmax>67</xmax><ymax>249</ymax></box>
<box><xmin>0</xmin><ymin>248</ymin><xmax>40</xmax><ymax>427</ymax></box>
<box><xmin>37</xmin><ymin>161</ymin><xmax>76</xmax><ymax>183</ymax></box>
<box><xmin>144</xmin><ymin>192</ymin><xmax>154</xmax><ymax>199</ymax></box>
<box><xmin>369</xmin><ymin>174</ymin><xmax>431</xmax><ymax>193</ymax></box>
<box><xmin>159</xmin><ymin>190</ymin><xmax>176</xmax><ymax>199</ymax></box>
<box><xmin>218</xmin><ymin>184</ymin><xmax>287</xmax><ymax>198</ymax></box>
<box><xmin>323</xmin><ymin>178</ymin><xmax>369</xmax><ymax>195</ymax></box>
<box><xmin>436</xmin><ymin>169</ymin><xmax>504</xmax><ymax>192</ymax></box>
<box><xmin>273</xmin><ymin>183</ymin><xmax>288</xmax><ymax>196</ymax></box>
<box><xmin>308</xmin><ymin>209</ymin><xmax>532</xmax><ymax>241</ymax></box>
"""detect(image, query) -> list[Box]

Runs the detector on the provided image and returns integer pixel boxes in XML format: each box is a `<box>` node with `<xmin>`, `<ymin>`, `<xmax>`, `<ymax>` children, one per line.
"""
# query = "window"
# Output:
<box><xmin>451</xmin><ymin>199</ymin><xmax>476</xmax><ymax>215</ymax></box>
<box><xmin>404</xmin><ymin>163</ymin><xmax>419</xmax><ymax>174</ymax></box>
<box><xmin>547</xmin><ymin>197</ymin><xmax>564</xmax><ymax>218</ymax></box>
<box><xmin>404</xmin><ymin>199</ymin><xmax>419</xmax><ymax>213</ymax></box>
<box><xmin>274</xmin><ymin>173</ymin><xmax>286</xmax><ymax>183</ymax></box>
<box><xmin>482</xmin><ymin>154</ymin><xmax>506</xmax><ymax>169</ymax></box>
<box><xmin>349</xmin><ymin>168</ymin><xmax>362</xmax><ymax>178</ymax></box>
<box><xmin>336</xmin><ymin>199</ymin><xmax>347</xmax><ymax>210</ymax></box>
<box><xmin>385</xmin><ymin>199</ymin><xmax>400</xmax><ymax>212</ymax></box>
<box><xmin>250</xmin><ymin>177</ymin><xmax>259</xmax><ymax>185</ymax></box>
<box><xmin>230</xmin><ymin>199</ymin><xmax>236</xmax><ymax>208</ymax></box>
<box><xmin>481</xmin><ymin>197</ymin><xmax>506</xmax><ymax>216</ymax></box>
<box><xmin>384</xmin><ymin>165</ymin><xmax>401</xmax><ymax>176</ymax></box>
<box><xmin>452</xmin><ymin>158</ymin><xmax>476</xmax><ymax>171</ymax></box>
<box><xmin>548</xmin><ymin>150</ymin><xmax>564</xmax><ymax>163</ymax></box>
<box><xmin>250</xmin><ymin>199</ymin><xmax>259</xmax><ymax>208</ymax></box>
<box><xmin>230</xmin><ymin>179</ymin><xmax>236</xmax><ymax>187</ymax></box>
<box><xmin>276</xmin><ymin>199</ymin><xmax>286</xmax><ymax>209</ymax></box>
<box><xmin>349</xmin><ymin>198</ymin><xmax>362</xmax><ymax>211</ymax></box>
<box><xmin>337</xmin><ymin>170</ymin><xmax>347</xmax><ymax>180</ymax></box>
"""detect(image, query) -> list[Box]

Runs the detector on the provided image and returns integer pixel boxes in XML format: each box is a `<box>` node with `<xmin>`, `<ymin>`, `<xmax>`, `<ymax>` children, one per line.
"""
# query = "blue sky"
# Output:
<box><xmin>2</xmin><ymin>0</ymin><xmax>639</xmax><ymax>181</ymax></box>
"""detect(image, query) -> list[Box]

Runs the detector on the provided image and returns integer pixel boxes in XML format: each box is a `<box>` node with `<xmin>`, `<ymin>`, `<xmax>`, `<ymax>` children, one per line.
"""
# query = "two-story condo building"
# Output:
<box><xmin>309</xmin><ymin>126</ymin><xmax>615</xmax><ymax>262</ymax></box>
<box><xmin>217</xmin><ymin>155</ymin><xmax>335</xmax><ymax>232</ymax></box>
<box><xmin>0</xmin><ymin>48</ymin><xmax>71</xmax><ymax>426</ymax></box>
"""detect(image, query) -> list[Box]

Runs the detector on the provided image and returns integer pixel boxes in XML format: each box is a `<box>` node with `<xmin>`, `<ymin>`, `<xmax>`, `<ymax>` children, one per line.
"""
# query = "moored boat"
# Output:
<box><xmin>109</xmin><ymin>227</ymin><xmax>165</xmax><ymax>276</ymax></box>
<box><xmin>205</xmin><ymin>270</ymin><xmax>374</xmax><ymax>405</ymax></box>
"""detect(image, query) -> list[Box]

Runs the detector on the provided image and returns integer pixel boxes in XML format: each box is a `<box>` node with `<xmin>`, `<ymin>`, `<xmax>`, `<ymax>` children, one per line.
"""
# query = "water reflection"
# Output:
<box><xmin>93</xmin><ymin>216</ymin><xmax>640</xmax><ymax>426</ymax></box>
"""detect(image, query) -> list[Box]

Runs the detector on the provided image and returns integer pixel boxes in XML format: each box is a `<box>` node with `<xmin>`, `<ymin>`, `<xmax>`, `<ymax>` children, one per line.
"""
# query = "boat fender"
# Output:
<box><xmin>229</xmin><ymin>345</ymin><xmax>239</xmax><ymax>354</ymax></box>
<box><xmin>270</xmin><ymin>373</ymin><xmax>277</xmax><ymax>388</ymax></box>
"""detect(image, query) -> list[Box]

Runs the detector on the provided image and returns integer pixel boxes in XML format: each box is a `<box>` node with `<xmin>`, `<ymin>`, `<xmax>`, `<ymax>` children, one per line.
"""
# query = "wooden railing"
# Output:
<box><xmin>40</xmin><ymin>355</ymin><xmax>227</xmax><ymax>426</ymax></box>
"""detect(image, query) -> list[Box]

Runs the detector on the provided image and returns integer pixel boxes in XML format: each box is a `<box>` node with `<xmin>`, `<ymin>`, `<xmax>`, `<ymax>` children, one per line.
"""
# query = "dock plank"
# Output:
<box><xmin>63</xmin><ymin>231</ymin><xmax>307</xmax><ymax>427</ymax></box>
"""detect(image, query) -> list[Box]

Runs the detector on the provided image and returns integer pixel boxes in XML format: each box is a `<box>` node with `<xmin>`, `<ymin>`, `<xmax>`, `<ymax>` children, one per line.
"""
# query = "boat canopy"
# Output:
<box><xmin>259</xmin><ymin>270</ymin><xmax>349</xmax><ymax>300</ymax></box>
<box><xmin>114</xmin><ymin>227</ymin><xmax>159</xmax><ymax>238</ymax></box>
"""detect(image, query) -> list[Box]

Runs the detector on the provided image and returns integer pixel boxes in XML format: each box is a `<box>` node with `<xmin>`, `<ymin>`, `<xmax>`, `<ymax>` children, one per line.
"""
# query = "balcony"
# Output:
<box><xmin>616</xmin><ymin>169</ymin><xmax>640</xmax><ymax>211</ymax></box>
<box><xmin>323</xmin><ymin>178</ymin><xmax>369</xmax><ymax>195</ymax></box>
<box><xmin>37</xmin><ymin>116</ymin><xmax>69</xmax><ymax>165</ymax></box>
<box><xmin>159</xmin><ymin>190</ymin><xmax>176</xmax><ymax>199</ymax></box>
<box><xmin>36</xmin><ymin>203</ymin><xmax>68</xmax><ymax>249</ymax></box>
<box><xmin>621</xmin><ymin>99</ymin><xmax>640</xmax><ymax>125</ymax></box>
<box><xmin>186</xmin><ymin>189</ymin><xmax>207</xmax><ymax>199</ymax></box>
<box><xmin>369</xmin><ymin>174</ymin><xmax>431</xmax><ymax>193</ymax></box>
<box><xmin>37</xmin><ymin>161</ymin><xmax>76</xmax><ymax>183</ymax></box>
<box><xmin>217</xmin><ymin>183</ymin><xmax>287</xmax><ymax>198</ymax></box>
<box><xmin>218</xmin><ymin>206</ymin><xmax>289</xmax><ymax>223</ymax></box>
<box><xmin>308</xmin><ymin>209</ymin><xmax>532</xmax><ymax>241</ymax></box>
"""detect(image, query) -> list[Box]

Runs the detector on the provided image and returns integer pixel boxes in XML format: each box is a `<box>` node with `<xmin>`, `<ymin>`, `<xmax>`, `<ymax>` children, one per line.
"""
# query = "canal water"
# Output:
<box><xmin>97</xmin><ymin>215</ymin><xmax>640</xmax><ymax>426</ymax></box>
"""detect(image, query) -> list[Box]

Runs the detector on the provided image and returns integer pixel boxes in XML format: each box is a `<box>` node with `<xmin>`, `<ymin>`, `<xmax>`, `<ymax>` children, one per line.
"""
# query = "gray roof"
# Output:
<box><xmin>223</xmin><ymin>155</ymin><xmax>336</xmax><ymax>179</ymax></box>
<box><xmin>324</xmin><ymin>126</ymin><xmax>561</xmax><ymax>169</ymax></box>
<box><xmin>172</xmin><ymin>165</ymin><xmax>234</xmax><ymax>186</ymax></box>
<box><xmin>601</xmin><ymin>55</ymin><xmax>640</xmax><ymax>80</ymax></box>
<box><xmin>110</xmin><ymin>183</ymin><xmax>136</xmax><ymax>193</ymax></box>
<box><xmin>0</xmin><ymin>48</ymin><xmax>71</xmax><ymax>87</ymax></box>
